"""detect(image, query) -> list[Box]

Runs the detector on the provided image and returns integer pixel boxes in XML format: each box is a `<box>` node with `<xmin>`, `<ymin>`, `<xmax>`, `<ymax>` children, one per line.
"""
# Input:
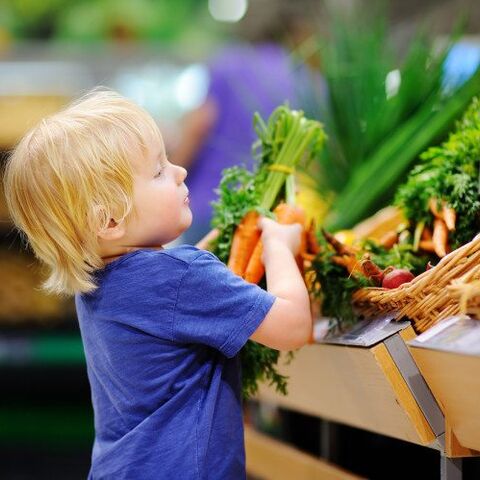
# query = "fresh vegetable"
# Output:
<box><xmin>244</xmin><ymin>203</ymin><xmax>306</xmax><ymax>284</ymax></box>
<box><xmin>378</xmin><ymin>231</ymin><xmax>398</xmax><ymax>249</ymax></box>
<box><xmin>211</xmin><ymin>105</ymin><xmax>326</xmax><ymax>399</ymax></box>
<box><xmin>305</xmin><ymin>2</ymin><xmax>480</xmax><ymax>231</ymax></box>
<box><xmin>432</xmin><ymin>218</ymin><xmax>449</xmax><ymax>258</ymax></box>
<box><xmin>309</xmin><ymin>92</ymin><xmax>480</xmax><ymax>329</ymax></box>
<box><xmin>360</xmin><ymin>254</ymin><xmax>385</xmax><ymax>285</ymax></box>
<box><xmin>381</xmin><ymin>269</ymin><xmax>415</xmax><ymax>289</ymax></box>
<box><xmin>306</xmin><ymin>220</ymin><xmax>321</xmax><ymax>254</ymax></box>
<box><xmin>309</xmin><ymin>233</ymin><xmax>430</xmax><ymax>327</ymax></box>
<box><xmin>429</xmin><ymin>198</ymin><xmax>457</xmax><ymax>232</ymax></box>
<box><xmin>396</xmin><ymin>96</ymin><xmax>480</xmax><ymax>251</ymax></box>
<box><xmin>227</xmin><ymin>211</ymin><xmax>261</xmax><ymax>277</ymax></box>
<box><xmin>211</xmin><ymin>166</ymin><xmax>259</xmax><ymax>265</ymax></box>
<box><xmin>442</xmin><ymin>205</ymin><xmax>456</xmax><ymax>231</ymax></box>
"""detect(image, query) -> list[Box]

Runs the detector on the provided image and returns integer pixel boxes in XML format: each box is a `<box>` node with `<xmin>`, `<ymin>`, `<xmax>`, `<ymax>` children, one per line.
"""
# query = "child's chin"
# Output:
<box><xmin>180</xmin><ymin>218</ymin><xmax>193</xmax><ymax>234</ymax></box>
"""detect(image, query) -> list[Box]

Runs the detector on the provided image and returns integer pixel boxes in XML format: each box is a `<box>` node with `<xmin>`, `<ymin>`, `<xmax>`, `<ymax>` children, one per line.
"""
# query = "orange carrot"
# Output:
<box><xmin>430</xmin><ymin>198</ymin><xmax>456</xmax><ymax>231</ymax></box>
<box><xmin>432</xmin><ymin>218</ymin><xmax>448</xmax><ymax>257</ymax></box>
<box><xmin>419</xmin><ymin>239</ymin><xmax>435</xmax><ymax>252</ymax></box>
<box><xmin>243</xmin><ymin>203</ymin><xmax>306</xmax><ymax>284</ymax></box>
<box><xmin>306</xmin><ymin>220</ymin><xmax>320</xmax><ymax>254</ymax></box>
<box><xmin>429</xmin><ymin>198</ymin><xmax>442</xmax><ymax>219</ymax></box>
<box><xmin>227</xmin><ymin>211</ymin><xmax>261</xmax><ymax>276</ymax></box>
<box><xmin>421</xmin><ymin>226</ymin><xmax>432</xmax><ymax>241</ymax></box>
<box><xmin>332</xmin><ymin>254</ymin><xmax>361</xmax><ymax>276</ymax></box>
<box><xmin>378</xmin><ymin>231</ymin><xmax>398</xmax><ymax>249</ymax></box>
<box><xmin>243</xmin><ymin>240</ymin><xmax>264</xmax><ymax>283</ymax></box>
<box><xmin>321</xmin><ymin>229</ymin><xmax>357</xmax><ymax>256</ymax></box>
<box><xmin>442</xmin><ymin>205</ymin><xmax>456</xmax><ymax>231</ymax></box>
<box><xmin>360</xmin><ymin>254</ymin><xmax>384</xmax><ymax>285</ymax></box>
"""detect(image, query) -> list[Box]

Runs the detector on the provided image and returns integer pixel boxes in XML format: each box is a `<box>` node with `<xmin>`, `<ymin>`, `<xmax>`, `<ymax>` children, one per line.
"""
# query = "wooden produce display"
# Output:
<box><xmin>257</xmin><ymin>318</ymin><xmax>444</xmax><ymax>448</ymax></box>
<box><xmin>408</xmin><ymin>316</ymin><xmax>480</xmax><ymax>456</ymax></box>
<box><xmin>245</xmin><ymin>425</ymin><xmax>363</xmax><ymax>480</ymax></box>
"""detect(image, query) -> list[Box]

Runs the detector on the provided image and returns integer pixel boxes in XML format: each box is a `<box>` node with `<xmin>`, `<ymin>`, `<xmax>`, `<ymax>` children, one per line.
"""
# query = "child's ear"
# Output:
<box><xmin>97</xmin><ymin>218</ymin><xmax>126</xmax><ymax>241</ymax></box>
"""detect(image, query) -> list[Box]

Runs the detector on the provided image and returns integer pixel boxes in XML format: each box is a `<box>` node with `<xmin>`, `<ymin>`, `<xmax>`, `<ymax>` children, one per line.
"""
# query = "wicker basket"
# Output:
<box><xmin>448</xmin><ymin>269</ymin><xmax>480</xmax><ymax>319</ymax></box>
<box><xmin>352</xmin><ymin>234</ymin><xmax>480</xmax><ymax>333</ymax></box>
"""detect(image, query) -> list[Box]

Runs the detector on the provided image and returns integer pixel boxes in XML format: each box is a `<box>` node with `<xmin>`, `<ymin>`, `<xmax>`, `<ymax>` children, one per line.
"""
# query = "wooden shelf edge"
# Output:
<box><xmin>244</xmin><ymin>425</ymin><xmax>364</xmax><ymax>480</ymax></box>
<box><xmin>372</xmin><ymin>342</ymin><xmax>436</xmax><ymax>445</ymax></box>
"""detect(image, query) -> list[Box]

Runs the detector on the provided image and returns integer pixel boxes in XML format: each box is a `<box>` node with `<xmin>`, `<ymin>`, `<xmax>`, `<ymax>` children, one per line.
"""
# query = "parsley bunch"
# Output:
<box><xmin>395</xmin><ymin>97</ymin><xmax>480</xmax><ymax>248</ymax></box>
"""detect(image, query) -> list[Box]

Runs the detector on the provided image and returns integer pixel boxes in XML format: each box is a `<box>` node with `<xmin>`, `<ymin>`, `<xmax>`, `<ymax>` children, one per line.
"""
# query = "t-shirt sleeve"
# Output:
<box><xmin>173</xmin><ymin>252</ymin><xmax>276</xmax><ymax>358</ymax></box>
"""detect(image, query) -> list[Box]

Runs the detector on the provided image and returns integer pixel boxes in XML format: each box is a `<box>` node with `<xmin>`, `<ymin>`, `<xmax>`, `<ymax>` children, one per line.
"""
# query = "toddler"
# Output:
<box><xmin>3</xmin><ymin>90</ymin><xmax>311</xmax><ymax>479</ymax></box>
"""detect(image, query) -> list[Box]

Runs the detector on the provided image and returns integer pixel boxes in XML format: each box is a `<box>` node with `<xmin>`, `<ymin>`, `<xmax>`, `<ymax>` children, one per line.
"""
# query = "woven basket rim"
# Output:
<box><xmin>355</xmin><ymin>233</ymin><xmax>480</xmax><ymax>297</ymax></box>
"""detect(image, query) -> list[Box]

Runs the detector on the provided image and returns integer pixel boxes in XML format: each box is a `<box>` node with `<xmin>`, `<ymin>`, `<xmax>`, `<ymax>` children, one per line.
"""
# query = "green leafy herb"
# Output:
<box><xmin>309</xmin><ymin>235</ymin><xmax>430</xmax><ymax>327</ymax></box>
<box><xmin>395</xmin><ymin>97</ymin><xmax>480</xmax><ymax>248</ymax></box>
<box><xmin>363</xmin><ymin>241</ymin><xmax>430</xmax><ymax>276</ymax></box>
<box><xmin>211</xmin><ymin>166</ymin><xmax>259</xmax><ymax>264</ymax></box>
<box><xmin>308</xmin><ymin>233</ymin><xmax>371</xmax><ymax>327</ymax></box>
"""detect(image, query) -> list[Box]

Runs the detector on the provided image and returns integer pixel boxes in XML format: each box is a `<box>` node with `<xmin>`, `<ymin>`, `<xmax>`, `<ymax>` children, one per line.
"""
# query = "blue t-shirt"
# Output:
<box><xmin>75</xmin><ymin>246</ymin><xmax>275</xmax><ymax>480</ymax></box>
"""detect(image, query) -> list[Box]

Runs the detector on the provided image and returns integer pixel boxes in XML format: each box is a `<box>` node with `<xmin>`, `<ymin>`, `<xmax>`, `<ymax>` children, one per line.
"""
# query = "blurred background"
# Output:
<box><xmin>0</xmin><ymin>0</ymin><xmax>480</xmax><ymax>478</ymax></box>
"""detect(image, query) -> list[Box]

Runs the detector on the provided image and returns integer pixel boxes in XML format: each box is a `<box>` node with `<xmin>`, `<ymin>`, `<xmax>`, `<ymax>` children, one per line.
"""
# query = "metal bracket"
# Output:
<box><xmin>384</xmin><ymin>334</ymin><xmax>445</xmax><ymax>437</ymax></box>
<box><xmin>441</xmin><ymin>454</ymin><xmax>463</xmax><ymax>480</ymax></box>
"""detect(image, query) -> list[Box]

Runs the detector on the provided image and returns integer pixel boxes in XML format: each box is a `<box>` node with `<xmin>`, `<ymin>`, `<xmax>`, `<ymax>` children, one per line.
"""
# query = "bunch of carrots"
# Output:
<box><xmin>227</xmin><ymin>203</ymin><xmax>320</xmax><ymax>285</ymax></box>
<box><xmin>224</xmin><ymin>105</ymin><xmax>326</xmax><ymax>286</ymax></box>
<box><xmin>414</xmin><ymin>198</ymin><xmax>456</xmax><ymax>258</ymax></box>
<box><xmin>321</xmin><ymin>229</ymin><xmax>386</xmax><ymax>283</ymax></box>
<box><xmin>210</xmin><ymin>105</ymin><xmax>326</xmax><ymax>399</ymax></box>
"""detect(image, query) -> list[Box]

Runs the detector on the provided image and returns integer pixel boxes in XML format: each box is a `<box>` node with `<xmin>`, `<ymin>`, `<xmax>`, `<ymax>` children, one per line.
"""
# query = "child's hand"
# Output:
<box><xmin>259</xmin><ymin>217</ymin><xmax>302</xmax><ymax>258</ymax></box>
<box><xmin>251</xmin><ymin>216</ymin><xmax>311</xmax><ymax>351</ymax></box>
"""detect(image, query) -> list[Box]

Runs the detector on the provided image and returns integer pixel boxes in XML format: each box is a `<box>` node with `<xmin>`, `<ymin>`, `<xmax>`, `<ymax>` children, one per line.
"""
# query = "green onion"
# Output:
<box><xmin>326</xmin><ymin>68</ymin><xmax>480</xmax><ymax>230</ymax></box>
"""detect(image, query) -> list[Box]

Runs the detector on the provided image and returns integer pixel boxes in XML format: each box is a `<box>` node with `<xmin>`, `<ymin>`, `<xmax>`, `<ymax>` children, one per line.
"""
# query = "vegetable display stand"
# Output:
<box><xmin>256</xmin><ymin>316</ymin><xmax>467</xmax><ymax>479</ymax></box>
<box><xmin>244</xmin><ymin>425</ymin><xmax>363</xmax><ymax>480</ymax></box>
<box><xmin>352</xmin><ymin>235</ymin><xmax>480</xmax><ymax>334</ymax></box>
<box><xmin>409</xmin><ymin>316</ymin><xmax>480</xmax><ymax>456</ymax></box>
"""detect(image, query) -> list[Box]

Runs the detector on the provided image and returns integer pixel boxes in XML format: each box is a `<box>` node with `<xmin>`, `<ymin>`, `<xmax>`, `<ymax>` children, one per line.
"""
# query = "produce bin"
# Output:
<box><xmin>409</xmin><ymin>316</ymin><xmax>480</xmax><ymax>456</ymax></box>
<box><xmin>257</xmin><ymin>317</ymin><xmax>444</xmax><ymax>448</ymax></box>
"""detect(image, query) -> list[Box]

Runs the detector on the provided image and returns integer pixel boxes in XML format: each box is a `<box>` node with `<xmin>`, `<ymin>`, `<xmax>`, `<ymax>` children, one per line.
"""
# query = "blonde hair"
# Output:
<box><xmin>3</xmin><ymin>89</ymin><xmax>161</xmax><ymax>295</ymax></box>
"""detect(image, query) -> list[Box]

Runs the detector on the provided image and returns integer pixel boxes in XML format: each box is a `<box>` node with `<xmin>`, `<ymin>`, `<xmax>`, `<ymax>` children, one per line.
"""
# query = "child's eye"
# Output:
<box><xmin>155</xmin><ymin>168</ymin><xmax>164</xmax><ymax>178</ymax></box>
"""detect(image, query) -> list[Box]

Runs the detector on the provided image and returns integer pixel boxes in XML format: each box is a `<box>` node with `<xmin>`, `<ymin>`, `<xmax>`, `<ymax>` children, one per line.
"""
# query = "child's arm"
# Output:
<box><xmin>250</xmin><ymin>218</ymin><xmax>312</xmax><ymax>351</ymax></box>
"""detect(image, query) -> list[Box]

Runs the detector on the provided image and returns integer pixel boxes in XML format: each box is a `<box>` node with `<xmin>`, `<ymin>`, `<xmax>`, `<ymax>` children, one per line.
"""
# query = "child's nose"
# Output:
<box><xmin>176</xmin><ymin>165</ymin><xmax>187</xmax><ymax>183</ymax></box>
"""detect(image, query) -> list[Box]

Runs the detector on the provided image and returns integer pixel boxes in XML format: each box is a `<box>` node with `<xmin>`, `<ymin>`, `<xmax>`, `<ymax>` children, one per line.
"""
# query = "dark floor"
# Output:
<box><xmin>0</xmin><ymin>447</ymin><xmax>91</xmax><ymax>480</ymax></box>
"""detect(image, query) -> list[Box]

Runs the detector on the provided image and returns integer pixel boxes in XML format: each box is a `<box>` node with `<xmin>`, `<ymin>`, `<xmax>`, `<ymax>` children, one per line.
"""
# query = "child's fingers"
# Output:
<box><xmin>259</xmin><ymin>217</ymin><xmax>302</xmax><ymax>233</ymax></box>
<box><xmin>289</xmin><ymin>223</ymin><xmax>302</xmax><ymax>234</ymax></box>
<box><xmin>258</xmin><ymin>216</ymin><xmax>274</xmax><ymax>230</ymax></box>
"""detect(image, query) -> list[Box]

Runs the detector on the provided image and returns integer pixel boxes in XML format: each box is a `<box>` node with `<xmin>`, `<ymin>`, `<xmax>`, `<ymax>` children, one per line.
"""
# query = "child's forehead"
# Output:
<box><xmin>130</xmin><ymin>130</ymin><xmax>165</xmax><ymax>172</ymax></box>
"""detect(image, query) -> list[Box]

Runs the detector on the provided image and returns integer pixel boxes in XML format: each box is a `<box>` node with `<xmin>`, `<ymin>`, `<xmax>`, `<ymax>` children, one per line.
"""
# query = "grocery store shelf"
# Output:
<box><xmin>410</xmin><ymin>346</ymin><xmax>480</xmax><ymax>456</ymax></box>
<box><xmin>257</xmin><ymin>326</ymin><xmax>441</xmax><ymax>447</ymax></box>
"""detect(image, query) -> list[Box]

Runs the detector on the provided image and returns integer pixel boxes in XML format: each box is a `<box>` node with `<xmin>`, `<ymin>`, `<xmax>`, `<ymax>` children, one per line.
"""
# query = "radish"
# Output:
<box><xmin>382</xmin><ymin>269</ymin><xmax>414</xmax><ymax>289</ymax></box>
